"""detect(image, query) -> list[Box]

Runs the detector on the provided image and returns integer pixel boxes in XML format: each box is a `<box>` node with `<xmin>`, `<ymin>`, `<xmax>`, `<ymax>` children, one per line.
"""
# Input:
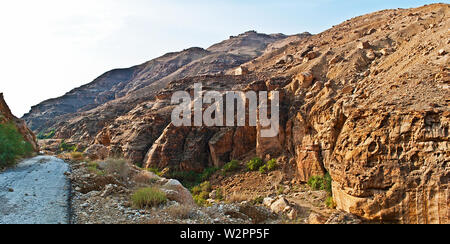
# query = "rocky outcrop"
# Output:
<box><xmin>23</xmin><ymin>31</ymin><xmax>296</xmax><ymax>137</ymax></box>
<box><xmin>242</xmin><ymin>3</ymin><xmax>449</xmax><ymax>223</ymax></box>
<box><xmin>331</xmin><ymin>110</ymin><xmax>449</xmax><ymax>223</ymax></box>
<box><xmin>0</xmin><ymin>93</ymin><xmax>38</xmax><ymax>152</ymax></box>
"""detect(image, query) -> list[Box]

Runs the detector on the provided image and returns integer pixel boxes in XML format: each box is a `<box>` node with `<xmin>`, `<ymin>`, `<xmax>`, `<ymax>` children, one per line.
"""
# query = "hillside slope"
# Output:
<box><xmin>23</xmin><ymin>31</ymin><xmax>308</xmax><ymax>135</ymax></box>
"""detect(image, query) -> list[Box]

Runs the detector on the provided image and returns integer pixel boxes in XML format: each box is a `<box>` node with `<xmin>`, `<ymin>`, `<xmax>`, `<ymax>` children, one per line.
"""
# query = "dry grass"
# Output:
<box><xmin>227</xmin><ymin>192</ymin><xmax>253</xmax><ymax>203</ymax></box>
<box><xmin>134</xmin><ymin>171</ymin><xmax>159</xmax><ymax>186</ymax></box>
<box><xmin>104</xmin><ymin>158</ymin><xmax>130</xmax><ymax>180</ymax></box>
<box><xmin>70</xmin><ymin>152</ymin><xmax>84</xmax><ymax>161</ymax></box>
<box><xmin>164</xmin><ymin>205</ymin><xmax>193</xmax><ymax>219</ymax></box>
<box><xmin>131</xmin><ymin>187</ymin><xmax>167</xmax><ymax>209</ymax></box>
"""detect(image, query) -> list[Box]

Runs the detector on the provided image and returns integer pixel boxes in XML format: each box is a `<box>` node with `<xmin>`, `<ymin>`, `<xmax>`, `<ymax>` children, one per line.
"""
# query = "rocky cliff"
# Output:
<box><xmin>23</xmin><ymin>31</ymin><xmax>308</xmax><ymax>136</ymax></box>
<box><xmin>0</xmin><ymin>93</ymin><xmax>39</xmax><ymax>152</ymax></box>
<box><xmin>26</xmin><ymin>4</ymin><xmax>449</xmax><ymax>223</ymax></box>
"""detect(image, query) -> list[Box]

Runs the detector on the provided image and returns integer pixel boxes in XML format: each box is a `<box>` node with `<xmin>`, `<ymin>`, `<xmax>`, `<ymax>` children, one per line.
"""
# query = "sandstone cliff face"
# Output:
<box><xmin>0</xmin><ymin>93</ymin><xmax>39</xmax><ymax>152</ymax></box>
<box><xmin>243</xmin><ymin>3</ymin><xmax>449</xmax><ymax>223</ymax></box>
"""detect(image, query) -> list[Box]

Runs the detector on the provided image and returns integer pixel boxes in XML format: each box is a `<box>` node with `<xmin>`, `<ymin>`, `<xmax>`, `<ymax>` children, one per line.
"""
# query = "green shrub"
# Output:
<box><xmin>252</xmin><ymin>196</ymin><xmax>264</xmax><ymax>205</ymax></box>
<box><xmin>191</xmin><ymin>185</ymin><xmax>202</xmax><ymax>195</ymax></box>
<box><xmin>87</xmin><ymin>162</ymin><xmax>105</xmax><ymax>176</ymax></box>
<box><xmin>169</xmin><ymin>167</ymin><xmax>219</xmax><ymax>189</ymax></box>
<box><xmin>258</xmin><ymin>159</ymin><xmax>278</xmax><ymax>174</ymax></box>
<box><xmin>308</xmin><ymin>173</ymin><xmax>333</xmax><ymax>194</ymax></box>
<box><xmin>37</xmin><ymin>130</ymin><xmax>55</xmax><ymax>140</ymax></box>
<box><xmin>147</xmin><ymin>167</ymin><xmax>163</xmax><ymax>177</ymax></box>
<box><xmin>200</xmin><ymin>181</ymin><xmax>212</xmax><ymax>192</ymax></box>
<box><xmin>223</xmin><ymin>160</ymin><xmax>240</xmax><ymax>173</ymax></box>
<box><xmin>131</xmin><ymin>187</ymin><xmax>167</xmax><ymax>209</ymax></box>
<box><xmin>215</xmin><ymin>188</ymin><xmax>224</xmax><ymax>201</ymax></box>
<box><xmin>191</xmin><ymin>181</ymin><xmax>214</xmax><ymax>206</ymax></box>
<box><xmin>59</xmin><ymin>141</ymin><xmax>77</xmax><ymax>152</ymax></box>
<box><xmin>326</xmin><ymin>196</ymin><xmax>336</xmax><ymax>209</ymax></box>
<box><xmin>246</xmin><ymin>157</ymin><xmax>264</xmax><ymax>171</ymax></box>
<box><xmin>193</xmin><ymin>194</ymin><xmax>207</xmax><ymax>206</ymax></box>
<box><xmin>200</xmin><ymin>167</ymin><xmax>219</xmax><ymax>182</ymax></box>
<box><xmin>0</xmin><ymin>123</ymin><xmax>33</xmax><ymax>168</ymax></box>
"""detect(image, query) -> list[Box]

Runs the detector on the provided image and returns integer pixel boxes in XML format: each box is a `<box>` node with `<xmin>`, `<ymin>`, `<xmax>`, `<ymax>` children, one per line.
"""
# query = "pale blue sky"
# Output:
<box><xmin>0</xmin><ymin>0</ymin><xmax>444</xmax><ymax>117</ymax></box>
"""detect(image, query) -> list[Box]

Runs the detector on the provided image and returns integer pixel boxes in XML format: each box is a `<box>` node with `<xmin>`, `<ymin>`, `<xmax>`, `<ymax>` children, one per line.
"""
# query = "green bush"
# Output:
<box><xmin>0</xmin><ymin>123</ymin><xmax>33</xmax><ymax>168</ymax></box>
<box><xmin>200</xmin><ymin>181</ymin><xmax>212</xmax><ymax>192</ymax></box>
<box><xmin>259</xmin><ymin>159</ymin><xmax>278</xmax><ymax>174</ymax></box>
<box><xmin>252</xmin><ymin>196</ymin><xmax>264</xmax><ymax>205</ymax></box>
<box><xmin>215</xmin><ymin>188</ymin><xmax>224</xmax><ymax>201</ymax></box>
<box><xmin>87</xmin><ymin>162</ymin><xmax>105</xmax><ymax>176</ymax></box>
<box><xmin>147</xmin><ymin>167</ymin><xmax>163</xmax><ymax>177</ymax></box>
<box><xmin>191</xmin><ymin>185</ymin><xmax>202</xmax><ymax>195</ymax></box>
<box><xmin>191</xmin><ymin>181</ymin><xmax>214</xmax><ymax>206</ymax></box>
<box><xmin>200</xmin><ymin>167</ymin><xmax>220</xmax><ymax>182</ymax></box>
<box><xmin>308</xmin><ymin>173</ymin><xmax>332</xmax><ymax>194</ymax></box>
<box><xmin>326</xmin><ymin>196</ymin><xmax>336</xmax><ymax>209</ymax></box>
<box><xmin>223</xmin><ymin>160</ymin><xmax>240</xmax><ymax>173</ymax></box>
<box><xmin>246</xmin><ymin>157</ymin><xmax>264</xmax><ymax>171</ymax></box>
<box><xmin>59</xmin><ymin>141</ymin><xmax>77</xmax><ymax>152</ymax></box>
<box><xmin>131</xmin><ymin>187</ymin><xmax>167</xmax><ymax>209</ymax></box>
<box><xmin>37</xmin><ymin>130</ymin><xmax>55</xmax><ymax>140</ymax></box>
<box><xmin>169</xmin><ymin>167</ymin><xmax>219</xmax><ymax>189</ymax></box>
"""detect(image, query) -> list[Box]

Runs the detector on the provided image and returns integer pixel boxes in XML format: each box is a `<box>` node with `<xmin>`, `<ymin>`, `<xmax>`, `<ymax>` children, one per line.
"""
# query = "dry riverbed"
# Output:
<box><xmin>0</xmin><ymin>156</ymin><xmax>71</xmax><ymax>224</ymax></box>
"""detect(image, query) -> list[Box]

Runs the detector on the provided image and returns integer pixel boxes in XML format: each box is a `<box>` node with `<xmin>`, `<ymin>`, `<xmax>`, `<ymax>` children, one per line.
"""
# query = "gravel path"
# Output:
<box><xmin>0</xmin><ymin>156</ymin><xmax>71</xmax><ymax>224</ymax></box>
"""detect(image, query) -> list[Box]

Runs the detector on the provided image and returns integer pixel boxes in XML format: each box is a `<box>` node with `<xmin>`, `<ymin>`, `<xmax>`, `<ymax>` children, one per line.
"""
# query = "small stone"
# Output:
<box><xmin>357</xmin><ymin>41</ymin><xmax>371</xmax><ymax>49</ymax></box>
<box><xmin>438</xmin><ymin>49</ymin><xmax>447</xmax><ymax>56</ymax></box>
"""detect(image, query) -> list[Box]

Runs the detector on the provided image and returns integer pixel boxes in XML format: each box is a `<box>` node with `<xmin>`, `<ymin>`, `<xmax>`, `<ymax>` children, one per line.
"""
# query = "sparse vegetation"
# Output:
<box><xmin>87</xmin><ymin>161</ymin><xmax>105</xmax><ymax>176</ymax></box>
<box><xmin>147</xmin><ymin>167</ymin><xmax>163</xmax><ymax>177</ymax></box>
<box><xmin>307</xmin><ymin>173</ymin><xmax>332</xmax><ymax>194</ymax></box>
<box><xmin>326</xmin><ymin>196</ymin><xmax>337</xmax><ymax>209</ymax></box>
<box><xmin>251</xmin><ymin>196</ymin><xmax>264</xmax><ymax>205</ymax></box>
<box><xmin>37</xmin><ymin>130</ymin><xmax>55</xmax><ymax>140</ymax></box>
<box><xmin>308</xmin><ymin>173</ymin><xmax>335</xmax><ymax>208</ymax></box>
<box><xmin>164</xmin><ymin>205</ymin><xmax>193</xmax><ymax>219</ymax></box>
<box><xmin>246</xmin><ymin>157</ymin><xmax>264</xmax><ymax>171</ymax></box>
<box><xmin>168</xmin><ymin>166</ymin><xmax>219</xmax><ymax>189</ymax></box>
<box><xmin>70</xmin><ymin>152</ymin><xmax>84</xmax><ymax>161</ymax></box>
<box><xmin>223</xmin><ymin>160</ymin><xmax>240</xmax><ymax>174</ymax></box>
<box><xmin>59</xmin><ymin>140</ymin><xmax>77</xmax><ymax>153</ymax></box>
<box><xmin>192</xmin><ymin>181</ymin><xmax>213</xmax><ymax>206</ymax></box>
<box><xmin>131</xmin><ymin>187</ymin><xmax>167</xmax><ymax>209</ymax></box>
<box><xmin>104</xmin><ymin>158</ymin><xmax>129</xmax><ymax>180</ymax></box>
<box><xmin>0</xmin><ymin>122</ymin><xmax>33</xmax><ymax>168</ymax></box>
<box><xmin>215</xmin><ymin>188</ymin><xmax>224</xmax><ymax>201</ymax></box>
<box><xmin>259</xmin><ymin>159</ymin><xmax>278</xmax><ymax>174</ymax></box>
<box><xmin>134</xmin><ymin>171</ymin><xmax>158</xmax><ymax>186</ymax></box>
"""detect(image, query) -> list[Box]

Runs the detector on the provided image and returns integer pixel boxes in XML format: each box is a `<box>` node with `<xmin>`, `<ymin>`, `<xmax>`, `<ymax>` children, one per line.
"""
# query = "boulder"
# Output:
<box><xmin>357</xmin><ymin>41</ymin><xmax>372</xmax><ymax>49</ymax></box>
<box><xmin>308</xmin><ymin>213</ymin><xmax>327</xmax><ymax>224</ymax></box>
<box><xmin>295</xmin><ymin>72</ymin><xmax>315</xmax><ymax>89</ymax></box>
<box><xmin>161</xmin><ymin>179</ymin><xmax>195</xmax><ymax>206</ymax></box>
<box><xmin>84</xmin><ymin>144</ymin><xmax>109</xmax><ymax>160</ymax></box>
<box><xmin>270</xmin><ymin>198</ymin><xmax>289</xmax><ymax>214</ymax></box>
